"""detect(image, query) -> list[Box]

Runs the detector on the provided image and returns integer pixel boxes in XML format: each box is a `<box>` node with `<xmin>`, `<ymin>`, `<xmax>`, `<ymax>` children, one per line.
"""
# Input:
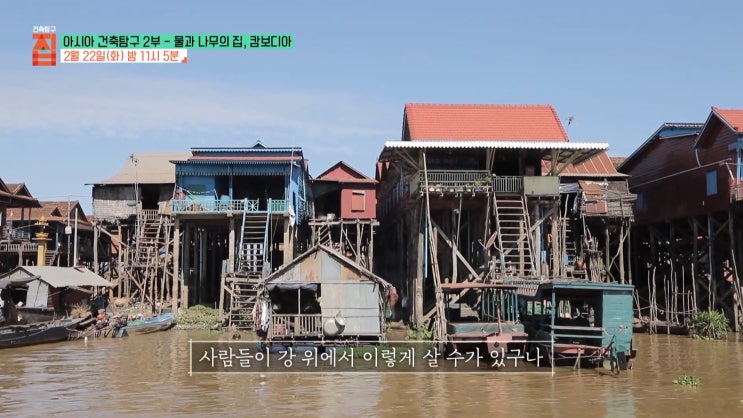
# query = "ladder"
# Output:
<box><xmin>493</xmin><ymin>194</ymin><xmax>537</xmax><ymax>277</ymax></box>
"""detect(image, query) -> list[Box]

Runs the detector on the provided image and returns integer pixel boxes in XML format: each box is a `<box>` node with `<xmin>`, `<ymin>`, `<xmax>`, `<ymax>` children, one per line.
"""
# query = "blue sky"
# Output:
<box><xmin>3</xmin><ymin>0</ymin><xmax>743</xmax><ymax>214</ymax></box>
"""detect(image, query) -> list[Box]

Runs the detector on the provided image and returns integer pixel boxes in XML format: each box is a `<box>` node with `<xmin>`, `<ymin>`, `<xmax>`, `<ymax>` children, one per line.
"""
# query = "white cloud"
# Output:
<box><xmin>0</xmin><ymin>70</ymin><xmax>398</xmax><ymax>142</ymax></box>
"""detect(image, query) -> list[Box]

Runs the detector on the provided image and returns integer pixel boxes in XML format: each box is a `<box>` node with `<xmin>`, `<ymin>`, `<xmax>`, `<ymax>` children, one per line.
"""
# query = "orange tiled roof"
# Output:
<box><xmin>403</xmin><ymin>103</ymin><xmax>569</xmax><ymax>141</ymax></box>
<box><xmin>712</xmin><ymin>107</ymin><xmax>743</xmax><ymax>133</ymax></box>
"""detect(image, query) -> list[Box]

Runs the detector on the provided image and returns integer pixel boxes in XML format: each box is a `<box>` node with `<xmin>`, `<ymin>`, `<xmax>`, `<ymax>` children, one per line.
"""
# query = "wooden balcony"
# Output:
<box><xmin>170</xmin><ymin>198</ymin><xmax>291</xmax><ymax>214</ymax></box>
<box><xmin>416</xmin><ymin>171</ymin><xmax>525</xmax><ymax>195</ymax></box>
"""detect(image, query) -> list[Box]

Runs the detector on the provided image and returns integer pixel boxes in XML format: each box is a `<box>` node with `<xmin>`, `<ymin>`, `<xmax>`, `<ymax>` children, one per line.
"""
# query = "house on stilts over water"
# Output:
<box><xmin>168</xmin><ymin>142</ymin><xmax>311</xmax><ymax>328</ymax></box>
<box><xmin>375</xmin><ymin>103</ymin><xmax>632</xmax><ymax>341</ymax></box>
<box><xmin>619</xmin><ymin>107</ymin><xmax>743</xmax><ymax>332</ymax></box>
<box><xmin>88</xmin><ymin>152</ymin><xmax>190</xmax><ymax>306</ymax></box>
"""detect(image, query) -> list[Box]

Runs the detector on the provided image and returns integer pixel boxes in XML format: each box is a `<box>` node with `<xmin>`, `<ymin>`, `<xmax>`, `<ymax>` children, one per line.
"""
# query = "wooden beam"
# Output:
<box><xmin>394</xmin><ymin>149</ymin><xmax>419</xmax><ymax>169</ymax></box>
<box><xmin>432</xmin><ymin>219</ymin><xmax>483</xmax><ymax>282</ymax></box>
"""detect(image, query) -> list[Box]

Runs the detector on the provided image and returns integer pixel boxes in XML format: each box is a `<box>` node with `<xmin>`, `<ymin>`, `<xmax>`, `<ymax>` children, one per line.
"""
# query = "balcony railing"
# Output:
<box><xmin>170</xmin><ymin>198</ymin><xmax>291</xmax><ymax>214</ymax></box>
<box><xmin>0</xmin><ymin>242</ymin><xmax>39</xmax><ymax>253</ymax></box>
<box><xmin>270</xmin><ymin>314</ymin><xmax>324</xmax><ymax>338</ymax></box>
<box><xmin>492</xmin><ymin>176</ymin><xmax>523</xmax><ymax>194</ymax></box>
<box><xmin>419</xmin><ymin>170</ymin><xmax>492</xmax><ymax>187</ymax></box>
<box><xmin>1</xmin><ymin>227</ymin><xmax>31</xmax><ymax>241</ymax></box>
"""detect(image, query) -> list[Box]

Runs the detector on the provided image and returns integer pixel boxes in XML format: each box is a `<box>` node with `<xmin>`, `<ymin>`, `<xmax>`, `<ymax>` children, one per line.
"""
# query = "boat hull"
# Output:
<box><xmin>0</xmin><ymin>319</ymin><xmax>82</xmax><ymax>349</ymax></box>
<box><xmin>124</xmin><ymin>312</ymin><xmax>177</xmax><ymax>335</ymax></box>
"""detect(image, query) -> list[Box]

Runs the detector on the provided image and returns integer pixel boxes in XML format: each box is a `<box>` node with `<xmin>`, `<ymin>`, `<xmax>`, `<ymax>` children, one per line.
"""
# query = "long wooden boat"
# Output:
<box><xmin>0</xmin><ymin>317</ymin><xmax>84</xmax><ymax>349</ymax></box>
<box><xmin>123</xmin><ymin>311</ymin><xmax>177</xmax><ymax>335</ymax></box>
<box><xmin>508</xmin><ymin>279</ymin><xmax>637</xmax><ymax>373</ymax></box>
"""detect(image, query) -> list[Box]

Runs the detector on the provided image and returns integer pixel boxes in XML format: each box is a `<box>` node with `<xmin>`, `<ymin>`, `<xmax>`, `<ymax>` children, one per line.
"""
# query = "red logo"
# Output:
<box><xmin>33</xmin><ymin>33</ymin><xmax>56</xmax><ymax>66</ymax></box>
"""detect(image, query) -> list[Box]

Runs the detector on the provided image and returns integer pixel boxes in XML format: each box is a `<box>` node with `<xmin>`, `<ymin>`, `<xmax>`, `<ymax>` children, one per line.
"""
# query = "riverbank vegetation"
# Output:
<box><xmin>691</xmin><ymin>310</ymin><xmax>729</xmax><ymax>340</ymax></box>
<box><xmin>176</xmin><ymin>305</ymin><xmax>220</xmax><ymax>330</ymax></box>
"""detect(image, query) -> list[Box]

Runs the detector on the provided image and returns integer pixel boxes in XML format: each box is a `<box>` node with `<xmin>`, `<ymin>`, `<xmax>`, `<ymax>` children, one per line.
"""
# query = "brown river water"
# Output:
<box><xmin>1</xmin><ymin>330</ymin><xmax>743</xmax><ymax>417</ymax></box>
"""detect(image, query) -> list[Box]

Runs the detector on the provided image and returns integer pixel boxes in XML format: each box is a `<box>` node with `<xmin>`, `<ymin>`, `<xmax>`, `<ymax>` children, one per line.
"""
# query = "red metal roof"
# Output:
<box><xmin>403</xmin><ymin>103</ymin><xmax>569</xmax><ymax>141</ymax></box>
<box><xmin>541</xmin><ymin>151</ymin><xmax>626</xmax><ymax>177</ymax></box>
<box><xmin>6</xmin><ymin>201</ymin><xmax>88</xmax><ymax>222</ymax></box>
<box><xmin>713</xmin><ymin>107</ymin><xmax>743</xmax><ymax>133</ymax></box>
<box><xmin>578</xmin><ymin>180</ymin><xmax>607</xmax><ymax>214</ymax></box>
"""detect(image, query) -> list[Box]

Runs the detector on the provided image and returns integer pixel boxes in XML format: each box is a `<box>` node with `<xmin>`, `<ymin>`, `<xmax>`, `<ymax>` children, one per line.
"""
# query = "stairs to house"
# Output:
<box><xmin>493</xmin><ymin>194</ymin><xmax>536</xmax><ymax>277</ymax></box>
<box><xmin>45</xmin><ymin>250</ymin><xmax>58</xmax><ymax>266</ymax></box>
<box><xmin>238</xmin><ymin>210</ymin><xmax>270</xmax><ymax>276</ymax></box>
<box><xmin>133</xmin><ymin>210</ymin><xmax>164</xmax><ymax>268</ymax></box>
<box><xmin>227</xmin><ymin>276</ymin><xmax>261</xmax><ymax>329</ymax></box>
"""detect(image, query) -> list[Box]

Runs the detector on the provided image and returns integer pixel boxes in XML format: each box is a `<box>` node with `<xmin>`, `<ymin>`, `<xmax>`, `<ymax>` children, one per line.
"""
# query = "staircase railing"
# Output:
<box><xmin>238</xmin><ymin>198</ymin><xmax>248</xmax><ymax>272</ymax></box>
<box><xmin>262</xmin><ymin>199</ymin><xmax>272</xmax><ymax>275</ymax></box>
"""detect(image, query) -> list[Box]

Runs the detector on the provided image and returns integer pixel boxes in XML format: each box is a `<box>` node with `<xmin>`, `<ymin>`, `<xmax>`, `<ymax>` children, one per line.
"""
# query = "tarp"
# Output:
<box><xmin>266</xmin><ymin>283</ymin><xmax>318</xmax><ymax>292</ymax></box>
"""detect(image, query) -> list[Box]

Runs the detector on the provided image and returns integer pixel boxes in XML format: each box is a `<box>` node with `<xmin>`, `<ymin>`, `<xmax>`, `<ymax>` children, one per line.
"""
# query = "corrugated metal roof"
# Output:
<box><xmin>0</xmin><ymin>266</ymin><xmax>112</xmax><ymax>288</ymax></box>
<box><xmin>384</xmin><ymin>140</ymin><xmax>609</xmax><ymax>150</ymax></box>
<box><xmin>87</xmin><ymin>152</ymin><xmax>191</xmax><ymax>186</ymax></box>
<box><xmin>541</xmin><ymin>151</ymin><xmax>628</xmax><ymax>177</ymax></box>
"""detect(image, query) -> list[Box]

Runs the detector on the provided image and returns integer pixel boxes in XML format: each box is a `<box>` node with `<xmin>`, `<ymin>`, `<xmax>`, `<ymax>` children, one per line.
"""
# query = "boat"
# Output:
<box><xmin>441</xmin><ymin>282</ymin><xmax>529</xmax><ymax>358</ymax></box>
<box><xmin>633</xmin><ymin>317</ymin><xmax>692</xmax><ymax>335</ymax></box>
<box><xmin>122</xmin><ymin>311</ymin><xmax>177</xmax><ymax>335</ymax></box>
<box><xmin>513</xmin><ymin>279</ymin><xmax>637</xmax><ymax>372</ymax></box>
<box><xmin>0</xmin><ymin>317</ymin><xmax>84</xmax><ymax>349</ymax></box>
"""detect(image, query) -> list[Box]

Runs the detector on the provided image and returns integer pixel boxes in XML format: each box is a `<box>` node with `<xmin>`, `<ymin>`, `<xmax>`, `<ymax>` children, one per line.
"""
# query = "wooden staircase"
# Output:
<box><xmin>238</xmin><ymin>212</ymin><xmax>270</xmax><ymax>275</ymax></box>
<box><xmin>493</xmin><ymin>194</ymin><xmax>536</xmax><ymax>277</ymax></box>
<box><xmin>227</xmin><ymin>276</ymin><xmax>261</xmax><ymax>329</ymax></box>
<box><xmin>133</xmin><ymin>210</ymin><xmax>163</xmax><ymax>268</ymax></box>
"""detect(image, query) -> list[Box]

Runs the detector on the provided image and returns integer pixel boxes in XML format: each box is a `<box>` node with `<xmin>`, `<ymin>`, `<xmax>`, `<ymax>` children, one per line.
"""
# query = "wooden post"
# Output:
<box><xmin>627</xmin><ymin>223</ymin><xmax>632</xmax><ymax>285</ymax></box>
<box><xmin>182</xmin><ymin>224</ymin><xmax>191</xmax><ymax>308</ymax></box>
<box><xmin>551</xmin><ymin>212</ymin><xmax>559</xmax><ymax>278</ymax></box>
<box><xmin>619</xmin><ymin>221</ymin><xmax>625</xmax><ymax>284</ymax></box>
<box><xmin>605</xmin><ymin>222</ymin><xmax>610</xmax><ymax>282</ymax></box>
<box><xmin>708</xmin><ymin>214</ymin><xmax>715</xmax><ymax>310</ymax></box>
<box><xmin>369</xmin><ymin>223</ymin><xmax>374</xmax><ymax>272</ymax></box>
<box><xmin>93</xmin><ymin>222</ymin><xmax>99</xmax><ymax>274</ymax></box>
<box><xmin>283</xmin><ymin>219</ymin><xmax>293</xmax><ymax>265</ymax></box>
<box><xmin>451</xmin><ymin>211</ymin><xmax>457</xmax><ymax>283</ymax></box>
<box><xmin>117</xmin><ymin>225</ymin><xmax>123</xmax><ymax>297</ymax></box>
<box><xmin>691</xmin><ymin>219</ymin><xmax>699</xmax><ymax>312</ymax></box>
<box><xmin>172</xmin><ymin>217</ymin><xmax>180</xmax><ymax>311</ymax></box>
<box><xmin>415</xmin><ymin>206</ymin><xmax>424</xmax><ymax>325</ymax></box>
<box><xmin>228</xmin><ymin>216</ymin><xmax>235</xmax><ymax>274</ymax></box>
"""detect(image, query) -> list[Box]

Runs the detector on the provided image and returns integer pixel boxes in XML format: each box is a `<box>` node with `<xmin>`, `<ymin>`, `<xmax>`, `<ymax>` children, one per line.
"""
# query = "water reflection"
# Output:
<box><xmin>0</xmin><ymin>331</ymin><xmax>742</xmax><ymax>417</ymax></box>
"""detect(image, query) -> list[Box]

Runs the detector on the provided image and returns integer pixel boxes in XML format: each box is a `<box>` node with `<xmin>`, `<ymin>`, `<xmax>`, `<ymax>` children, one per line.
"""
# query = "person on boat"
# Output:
<box><xmin>1</xmin><ymin>288</ymin><xmax>20</xmax><ymax>325</ymax></box>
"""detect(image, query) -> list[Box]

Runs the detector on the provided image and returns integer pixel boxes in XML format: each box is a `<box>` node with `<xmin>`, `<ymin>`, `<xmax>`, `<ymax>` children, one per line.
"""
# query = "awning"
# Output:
<box><xmin>266</xmin><ymin>283</ymin><xmax>318</xmax><ymax>292</ymax></box>
<box><xmin>0</xmin><ymin>275</ymin><xmax>40</xmax><ymax>290</ymax></box>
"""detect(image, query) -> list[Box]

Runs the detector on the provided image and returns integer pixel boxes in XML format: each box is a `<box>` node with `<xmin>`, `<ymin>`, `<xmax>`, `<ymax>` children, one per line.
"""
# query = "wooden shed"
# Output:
<box><xmin>256</xmin><ymin>244</ymin><xmax>396</xmax><ymax>345</ymax></box>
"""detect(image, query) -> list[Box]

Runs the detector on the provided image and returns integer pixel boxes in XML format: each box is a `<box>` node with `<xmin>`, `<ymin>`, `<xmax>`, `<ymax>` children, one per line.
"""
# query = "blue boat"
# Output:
<box><xmin>123</xmin><ymin>311</ymin><xmax>177</xmax><ymax>335</ymax></box>
<box><xmin>512</xmin><ymin>279</ymin><xmax>637</xmax><ymax>372</ymax></box>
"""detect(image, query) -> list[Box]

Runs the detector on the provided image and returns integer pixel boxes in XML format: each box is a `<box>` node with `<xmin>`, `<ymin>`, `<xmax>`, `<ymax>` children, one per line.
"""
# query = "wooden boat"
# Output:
<box><xmin>441</xmin><ymin>282</ymin><xmax>528</xmax><ymax>358</ymax></box>
<box><xmin>0</xmin><ymin>317</ymin><xmax>84</xmax><ymax>349</ymax></box>
<box><xmin>513</xmin><ymin>279</ymin><xmax>637</xmax><ymax>372</ymax></box>
<box><xmin>123</xmin><ymin>311</ymin><xmax>177</xmax><ymax>335</ymax></box>
<box><xmin>633</xmin><ymin>318</ymin><xmax>691</xmax><ymax>335</ymax></box>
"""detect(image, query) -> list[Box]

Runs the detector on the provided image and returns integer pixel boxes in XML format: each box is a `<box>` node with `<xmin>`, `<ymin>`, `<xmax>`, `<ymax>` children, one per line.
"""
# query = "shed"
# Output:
<box><xmin>259</xmin><ymin>244</ymin><xmax>395</xmax><ymax>342</ymax></box>
<box><xmin>0</xmin><ymin>266</ymin><xmax>112</xmax><ymax>309</ymax></box>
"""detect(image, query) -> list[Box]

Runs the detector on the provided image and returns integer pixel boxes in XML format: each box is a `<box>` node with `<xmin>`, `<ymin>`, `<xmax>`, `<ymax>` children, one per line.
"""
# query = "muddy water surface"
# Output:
<box><xmin>1</xmin><ymin>331</ymin><xmax>742</xmax><ymax>417</ymax></box>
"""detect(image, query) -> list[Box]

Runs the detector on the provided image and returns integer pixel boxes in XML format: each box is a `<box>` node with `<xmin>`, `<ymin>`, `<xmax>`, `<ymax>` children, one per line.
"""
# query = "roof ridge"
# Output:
<box><xmin>405</xmin><ymin>103</ymin><xmax>556</xmax><ymax>108</ymax></box>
